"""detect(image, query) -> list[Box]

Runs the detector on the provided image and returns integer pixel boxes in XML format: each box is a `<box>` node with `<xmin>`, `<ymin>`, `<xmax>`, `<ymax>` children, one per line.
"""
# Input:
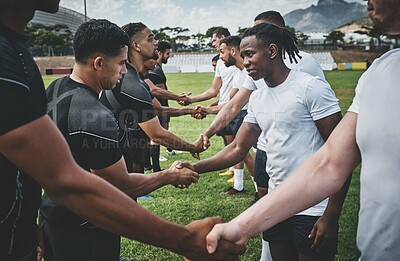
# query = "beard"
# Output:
<box><xmin>152</xmin><ymin>51</ymin><xmax>159</xmax><ymax>60</ymax></box>
<box><xmin>224</xmin><ymin>56</ymin><xmax>236</xmax><ymax>67</ymax></box>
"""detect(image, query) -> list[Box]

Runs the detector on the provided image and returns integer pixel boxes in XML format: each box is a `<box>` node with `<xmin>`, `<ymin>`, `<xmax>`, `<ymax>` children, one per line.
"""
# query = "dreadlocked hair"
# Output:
<box><xmin>243</xmin><ymin>23</ymin><xmax>302</xmax><ymax>64</ymax></box>
<box><xmin>121</xmin><ymin>22</ymin><xmax>147</xmax><ymax>43</ymax></box>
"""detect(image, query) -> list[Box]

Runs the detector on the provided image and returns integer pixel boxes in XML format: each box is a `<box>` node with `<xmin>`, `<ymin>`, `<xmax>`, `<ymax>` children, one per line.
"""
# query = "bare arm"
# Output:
<box><xmin>0</xmin><ymin>116</ymin><xmax>244</xmax><ymax>260</ymax></box>
<box><xmin>152</xmin><ymin>97</ymin><xmax>194</xmax><ymax>117</ymax></box>
<box><xmin>309</xmin><ymin>111</ymin><xmax>352</xmax><ymax>250</ymax></box>
<box><xmin>192</xmin><ymin>122</ymin><xmax>260</xmax><ymax>174</ymax></box>
<box><xmin>206</xmin><ymin>112</ymin><xmax>361</xmax><ymax>252</ymax></box>
<box><xmin>189</xmin><ymin>76</ymin><xmax>222</xmax><ymax>103</ymax></box>
<box><xmin>145</xmin><ymin>79</ymin><xmax>191</xmax><ymax>105</ymax></box>
<box><xmin>139</xmin><ymin>117</ymin><xmax>202</xmax><ymax>153</ymax></box>
<box><xmin>203</xmin><ymin>88</ymin><xmax>252</xmax><ymax>138</ymax></box>
<box><xmin>91</xmin><ymin>159</ymin><xmax>199</xmax><ymax>198</ymax></box>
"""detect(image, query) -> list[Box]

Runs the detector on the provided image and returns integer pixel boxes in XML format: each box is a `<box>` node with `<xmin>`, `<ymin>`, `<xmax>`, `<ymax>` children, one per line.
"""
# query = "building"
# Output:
<box><xmin>31</xmin><ymin>6</ymin><xmax>87</xmax><ymax>35</ymax></box>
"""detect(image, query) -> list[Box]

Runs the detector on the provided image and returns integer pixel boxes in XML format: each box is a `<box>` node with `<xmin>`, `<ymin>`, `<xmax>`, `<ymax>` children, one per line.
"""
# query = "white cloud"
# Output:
<box><xmin>59</xmin><ymin>0</ymin><xmax>367</xmax><ymax>34</ymax></box>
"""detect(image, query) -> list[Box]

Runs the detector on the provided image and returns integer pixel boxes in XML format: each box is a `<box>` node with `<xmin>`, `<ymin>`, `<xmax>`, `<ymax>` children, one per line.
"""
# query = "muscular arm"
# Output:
<box><xmin>194</xmin><ymin>122</ymin><xmax>260</xmax><ymax>174</ymax></box>
<box><xmin>91</xmin><ymin>159</ymin><xmax>199</xmax><ymax>199</ymax></box>
<box><xmin>139</xmin><ymin>117</ymin><xmax>200</xmax><ymax>152</ymax></box>
<box><xmin>152</xmin><ymin>97</ymin><xmax>194</xmax><ymax>117</ymax></box>
<box><xmin>189</xmin><ymin>76</ymin><xmax>222</xmax><ymax>103</ymax></box>
<box><xmin>203</xmin><ymin>88</ymin><xmax>252</xmax><ymax>138</ymax></box>
<box><xmin>145</xmin><ymin>78</ymin><xmax>187</xmax><ymax>102</ymax></box>
<box><xmin>207</xmin><ymin>113</ymin><xmax>361</xmax><ymax>249</ymax></box>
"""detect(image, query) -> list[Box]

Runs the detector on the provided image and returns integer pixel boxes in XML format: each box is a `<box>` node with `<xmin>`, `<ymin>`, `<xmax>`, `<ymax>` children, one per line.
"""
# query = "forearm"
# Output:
<box><xmin>203</xmin><ymin>101</ymin><xmax>241</xmax><ymax>138</ymax></box>
<box><xmin>323</xmin><ymin>175</ymin><xmax>352</xmax><ymax>219</ymax></box>
<box><xmin>230</xmin><ymin>145</ymin><xmax>359</xmax><ymax>240</ymax></box>
<box><xmin>194</xmin><ymin>141</ymin><xmax>247</xmax><ymax>174</ymax></box>
<box><xmin>151</xmin><ymin>88</ymin><xmax>181</xmax><ymax>101</ymax></box>
<box><xmin>203</xmin><ymin>103</ymin><xmax>225</xmax><ymax>115</ymax></box>
<box><xmin>53</xmin><ymin>171</ymin><xmax>191</xmax><ymax>252</ymax></box>
<box><xmin>190</xmin><ymin>89</ymin><xmax>218</xmax><ymax>103</ymax></box>
<box><xmin>120</xmin><ymin>170</ymin><xmax>173</xmax><ymax>198</ymax></box>
<box><xmin>153</xmin><ymin>128</ymin><xmax>196</xmax><ymax>151</ymax></box>
<box><xmin>155</xmin><ymin>106</ymin><xmax>193</xmax><ymax>117</ymax></box>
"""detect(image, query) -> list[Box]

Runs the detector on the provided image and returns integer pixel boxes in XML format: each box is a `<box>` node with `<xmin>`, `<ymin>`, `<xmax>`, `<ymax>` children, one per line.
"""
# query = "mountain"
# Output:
<box><xmin>283</xmin><ymin>0</ymin><xmax>368</xmax><ymax>32</ymax></box>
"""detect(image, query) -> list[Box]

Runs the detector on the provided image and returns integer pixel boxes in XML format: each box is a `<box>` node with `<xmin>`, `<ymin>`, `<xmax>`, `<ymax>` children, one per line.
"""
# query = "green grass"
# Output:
<box><xmin>42</xmin><ymin>70</ymin><xmax>362</xmax><ymax>260</ymax></box>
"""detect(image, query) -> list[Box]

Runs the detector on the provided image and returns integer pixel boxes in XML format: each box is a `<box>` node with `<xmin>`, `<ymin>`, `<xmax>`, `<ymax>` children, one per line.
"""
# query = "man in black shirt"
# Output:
<box><xmin>0</xmin><ymin>1</ymin><xmax>244</xmax><ymax>260</ymax></box>
<box><xmin>100</xmin><ymin>23</ymin><xmax>206</xmax><ymax>173</ymax></box>
<box><xmin>40</xmin><ymin>19</ymin><xmax>200</xmax><ymax>261</ymax></box>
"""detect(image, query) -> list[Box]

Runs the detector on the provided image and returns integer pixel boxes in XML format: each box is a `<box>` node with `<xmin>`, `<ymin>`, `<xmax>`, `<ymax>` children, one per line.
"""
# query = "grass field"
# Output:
<box><xmin>42</xmin><ymin>70</ymin><xmax>363</xmax><ymax>261</ymax></box>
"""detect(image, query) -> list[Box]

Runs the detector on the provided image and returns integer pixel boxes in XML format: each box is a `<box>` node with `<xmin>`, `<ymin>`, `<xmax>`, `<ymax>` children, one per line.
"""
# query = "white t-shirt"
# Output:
<box><xmin>348</xmin><ymin>48</ymin><xmax>400</xmax><ymax>260</ymax></box>
<box><xmin>243</xmin><ymin>51</ymin><xmax>326</xmax><ymax>151</ymax></box>
<box><xmin>232</xmin><ymin>68</ymin><xmax>249</xmax><ymax>110</ymax></box>
<box><xmin>245</xmin><ymin>70</ymin><xmax>340</xmax><ymax>216</ymax></box>
<box><xmin>215</xmin><ymin>59</ymin><xmax>238</xmax><ymax>104</ymax></box>
<box><xmin>284</xmin><ymin>50</ymin><xmax>325</xmax><ymax>80</ymax></box>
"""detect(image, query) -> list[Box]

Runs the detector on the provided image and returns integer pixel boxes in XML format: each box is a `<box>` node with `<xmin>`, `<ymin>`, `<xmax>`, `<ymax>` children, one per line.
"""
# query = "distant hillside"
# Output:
<box><xmin>284</xmin><ymin>0</ymin><xmax>367</xmax><ymax>32</ymax></box>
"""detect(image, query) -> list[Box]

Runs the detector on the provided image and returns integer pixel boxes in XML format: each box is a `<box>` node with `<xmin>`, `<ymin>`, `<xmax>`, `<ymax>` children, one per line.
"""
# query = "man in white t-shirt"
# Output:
<box><xmin>181</xmin><ymin>23</ymin><xmax>346</xmax><ymax>260</ymax></box>
<box><xmin>206</xmin><ymin>0</ymin><xmax>400</xmax><ymax>260</ymax></box>
<box><xmin>200</xmin><ymin>11</ymin><xmax>330</xmax><ymax>260</ymax></box>
<box><xmin>195</xmin><ymin>36</ymin><xmax>255</xmax><ymax>195</ymax></box>
<box><xmin>189</xmin><ymin>27</ymin><xmax>239</xmax><ymax>185</ymax></box>
<box><xmin>202</xmin><ymin>11</ymin><xmax>326</xmax><ymax>200</ymax></box>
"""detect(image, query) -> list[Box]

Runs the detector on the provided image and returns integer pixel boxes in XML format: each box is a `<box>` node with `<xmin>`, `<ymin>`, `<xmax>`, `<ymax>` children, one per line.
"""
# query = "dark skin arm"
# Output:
<box><xmin>91</xmin><ymin>159</ymin><xmax>199</xmax><ymax>198</ymax></box>
<box><xmin>0</xmin><ymin>116</ymin><xmax>244</xmax><ymax>260</ymax></box>
<box><xmin>202</xmin><ymin>88</ymin><xmax>252</xmax><ymax>146</ymax></box>
<box><xmin>152</xmin><ymin>97</ymin><xmax>205</xmax><ymax>119</ymax></box>
<box><xmin>145</xmin><ymin>78</ymin><xmax>192</xmax><ymax>105</ymax></box>
<box><xmin>139</xmin><ymin>117</ymin><xmax>206</xmax><ymax>157</ymax></box>
<box><xmin>180</xmin><ymin>122</ymin><xmax>261</xmax><ymax>174</ymax></box>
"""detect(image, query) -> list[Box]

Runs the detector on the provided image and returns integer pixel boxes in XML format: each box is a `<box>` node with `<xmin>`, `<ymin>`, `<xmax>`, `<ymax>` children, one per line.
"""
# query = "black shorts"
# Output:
<box><xmin>40</xmin><ymin>219</ymin><xmax>120</xmax><ymax>261</ymax></box>
<box><xmin>229</xmin><ymin>110</ymin><xmax>247</xmax><ymax>137</ymax></box>
<box><xmin>254</xmin><ymin>149</ymin><xmax>269</xmax><ymax>188</ymax></box>
<box><xmin>216</xmin><ymin>125</ymin><xmax>233</xmax><ymax>136</ymax></box>
<box><xmin>263</xmin><ymin>215</ymin><xmax>338</xmax><ymax>257</ymax></box>
<box><xmin>129</xmin><ymin>129</ymin><xmax>150</xmax><ymax>164</ymax></box>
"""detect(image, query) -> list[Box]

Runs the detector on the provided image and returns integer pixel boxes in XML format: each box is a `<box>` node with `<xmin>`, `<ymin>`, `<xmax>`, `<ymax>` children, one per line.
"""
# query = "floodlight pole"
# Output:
<box><xmin>84</xmin><ymin>0</ymin><xmax>87</xmax><ymax>22</ymax></box>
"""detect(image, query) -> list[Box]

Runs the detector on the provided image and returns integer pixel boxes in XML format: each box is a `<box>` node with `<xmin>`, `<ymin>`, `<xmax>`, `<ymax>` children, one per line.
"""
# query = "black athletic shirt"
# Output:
<box><xmin>100</xmin><ymin>63</ymin><xmax>156</xmax><ymax>146</ymax></box>
<box><xmin>148</xmin><ymin>63</ymin><xmax>169</xmax><ymax>107</ymax></box>
<box><xmin>0</xmin><ymin>23</ymin><xmax>45</xmax><ymax>259</ymax></box>
<box><xmin>40</xmin><ymin>76</ymin><xmax>122</xmax><ymax>227</ymax></box>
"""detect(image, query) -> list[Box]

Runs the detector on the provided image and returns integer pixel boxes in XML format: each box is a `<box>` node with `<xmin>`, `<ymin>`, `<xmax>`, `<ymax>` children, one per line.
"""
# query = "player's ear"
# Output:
<box><xmin>93</xmin><ymin>56</ymin><xmax>104</xmax><ymax>70</ymax></box>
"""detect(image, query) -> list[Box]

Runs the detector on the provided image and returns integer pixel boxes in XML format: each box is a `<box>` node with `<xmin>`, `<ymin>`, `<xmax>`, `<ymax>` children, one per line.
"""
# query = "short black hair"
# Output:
<box><xmin>213</xmin><ymin>27</ymin><xmax>231</xmax><ymax>38</ymax></box>
<box><xmin>254</xmin><ymin>11</ymin><xmax>285</xmax><ymax>27</ymax></box>
<box><xmin>220</xmin><ymin>35</ymin><xmax>242</xmax><ymax>50</ymax></box>
<box><xmin>121</xmin><ymin>22</ymin><xmax>147</xmax><ymax>42</ymax></box>
<box><xmin>212</xmin><ymin>54</ymin><xmax>219</xmax><ymax>62</ymax></box>
<box><xmin>73</xmin><ymin>19</ymin><xmax>129</xmax><ymax>63</ymax></box>
<box><xmin>157</xmin><ymin>41</ymin><xmax>172</xmax><ymax>52</ymax></box>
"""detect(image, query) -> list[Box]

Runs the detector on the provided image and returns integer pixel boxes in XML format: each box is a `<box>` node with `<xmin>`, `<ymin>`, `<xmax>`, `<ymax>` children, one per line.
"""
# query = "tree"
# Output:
<box><xmin>324</xmin><ymin>30</ymin><xmax>345</xmax><ymax>49</ymax></box>
<box><xmin>205</xmin><ymin>26</ymin><xmax>223</xmax><ymax>38</ymax></box>
<box><xmin>296</xmin><ymin>31</ymin><xmax>310</xmax><ymax>47</ymax></box>
<box><xmin>152</xmin><ymin>26</ymin><xmax>190</xmax><ymax>52</ymax></box>
<box><xmin>191</xmin><ymin>33</ymin><xmax>207</xmax><ymax>52</ymax></box>
<box><xmin>25</xmin><ymin>23</ymin><xmax>73</xmax><ymax>56</ymax></box>
<box><xmin>355</xmin><ymin>25</ymin><xmax>383</xmax><ymax>48</ymax></box>
<box><xmin>237</xmin><ymin>27</ymin><xmax>249</xmax><ymax>37</ymax></box>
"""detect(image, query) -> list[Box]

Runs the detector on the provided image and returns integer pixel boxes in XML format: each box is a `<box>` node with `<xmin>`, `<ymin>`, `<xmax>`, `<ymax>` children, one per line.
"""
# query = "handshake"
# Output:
<box><xmin>191</xmin><ymin>105</ymin><xmax>210</xmax><ymax>120</ymax></box>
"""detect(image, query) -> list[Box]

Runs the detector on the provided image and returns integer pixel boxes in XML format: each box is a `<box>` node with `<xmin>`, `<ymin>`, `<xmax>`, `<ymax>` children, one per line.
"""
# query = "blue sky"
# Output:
<box><xmin>59</xmin><ymin>0</ymin><xmax>367</xmax><ymax>35</ymax></box>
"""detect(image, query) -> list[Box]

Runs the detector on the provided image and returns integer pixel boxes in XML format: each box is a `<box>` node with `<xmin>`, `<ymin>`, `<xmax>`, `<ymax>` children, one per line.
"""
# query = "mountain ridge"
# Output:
<box><xmin>283</xmin><ymin>0</ymin><xmax>368</xmax><ymax>32</ymax></box>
